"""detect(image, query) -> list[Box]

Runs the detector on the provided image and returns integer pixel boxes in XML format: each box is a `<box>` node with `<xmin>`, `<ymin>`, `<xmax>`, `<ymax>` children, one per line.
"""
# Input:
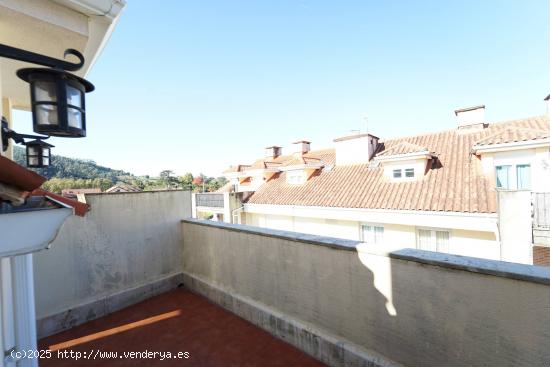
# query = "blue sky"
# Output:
<box><xmin>14</xmin><ymin>0</ymin><xmax>550</xmax><ymax>176</ymax></box>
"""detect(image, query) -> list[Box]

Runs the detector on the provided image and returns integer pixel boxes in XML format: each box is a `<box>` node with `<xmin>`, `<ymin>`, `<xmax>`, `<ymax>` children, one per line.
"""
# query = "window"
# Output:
<box><xmin>392</xmin><ymin>169</ymin><xmax>402</xmax><ymax>178</ymax></box>
<box><xmin>405</xmin><ymin>168</ymin><xmax>414</xmax><ymax>178</ymax></box>
<box><xmin>287</xmin><ymin>171</ymin><xmax>304</xmax><ymax>184</ymax></box>
<box><xmin>495</xmin><ymin>164</ymin><xmax>532</xmax><ymax>190</ymax></box>
<box><xmin>361</xmin><ymin>225</ymin><xmax>384</xmax><ymax>245</ymax></box>
<box><xmin>495</xmin><ymin>165</ymin><xmax>511</xmax><ymax>189</ymax></box>
<box><xmin>516</xmin><ymin>164</ymin><xmax>531</xmax><ymax>190</ymax></box>
<box><xmin>416</xmin><ymin>229</ymin><xmax>450</xmax><ymax>252</ymax></box>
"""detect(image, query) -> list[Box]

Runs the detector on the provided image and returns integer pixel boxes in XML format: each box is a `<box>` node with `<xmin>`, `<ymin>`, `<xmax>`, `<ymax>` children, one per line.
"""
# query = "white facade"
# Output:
<box><xmin>243</xmin><ymin>204</ymin><xmax>501</xmax><ymax>261</ymax></box>
<box><xmin>479</xmin><ymin>146</ymin><xmax>550</xmax><ymax>193</ymax></box>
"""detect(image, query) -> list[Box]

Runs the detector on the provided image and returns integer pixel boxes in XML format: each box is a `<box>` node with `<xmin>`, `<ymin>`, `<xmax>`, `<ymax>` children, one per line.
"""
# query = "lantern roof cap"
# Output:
<box><xmin>26</xmin><ymin>139</ymin><xmax>54</xmax><ymax>148</ymax></box>
<box><xmin>16</xmin><ymin>67</ymin><xmax>95</xmax><ymax>92</ymax></box>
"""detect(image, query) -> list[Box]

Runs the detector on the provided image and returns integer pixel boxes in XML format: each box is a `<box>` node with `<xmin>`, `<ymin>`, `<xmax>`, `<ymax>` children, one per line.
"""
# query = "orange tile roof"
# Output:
<box><xmin>0</xmin><ymin>156</ymin><xmax>89</xmax><ymax>216</ymax></box>
<box><xmin>473</xmin><ymin>126</ymin><xmax>550</xmax><ymax>147</ymax></box>
<box><xmin>244</xmin><ymin>115</ymin><xmax>550</xmax><ymax>213</ymax></box>
<box><xmin>376</xmin><ymin>141</ymin><xmax>430</xmax><ymax>157</ymax></box>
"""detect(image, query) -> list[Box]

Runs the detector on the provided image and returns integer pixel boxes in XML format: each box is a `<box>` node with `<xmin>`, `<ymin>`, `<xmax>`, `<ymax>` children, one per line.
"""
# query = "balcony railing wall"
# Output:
<box><xmin>195</xmin><ymin>193</ymin><xmax>224</xmax><ymax>208</ymax></box>
<box><xmin>182</xmin><ymin>219</ymin><xmax>550</xmax><ymax>367</ymax></box>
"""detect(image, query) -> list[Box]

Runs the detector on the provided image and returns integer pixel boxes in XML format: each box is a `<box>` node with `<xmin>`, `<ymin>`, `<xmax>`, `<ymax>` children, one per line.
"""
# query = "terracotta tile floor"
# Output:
<box><xmin>39</xmin><ymin>288</ymin><xmax>326</xmax><ymax>366</ymax></box>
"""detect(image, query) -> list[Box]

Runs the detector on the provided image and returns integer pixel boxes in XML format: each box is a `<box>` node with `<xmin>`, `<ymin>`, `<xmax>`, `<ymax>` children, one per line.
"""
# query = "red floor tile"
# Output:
<box><xmin>38</xmin><ymin>288</ymin><xmax>326</xmax><ymax>367</ymax></box>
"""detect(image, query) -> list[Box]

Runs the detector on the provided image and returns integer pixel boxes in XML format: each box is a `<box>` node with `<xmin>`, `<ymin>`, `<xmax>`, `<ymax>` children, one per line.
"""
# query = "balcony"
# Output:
<box><xmin>192</xmin><ymin>192</ymin><xmax>243</xmax><ymax>223</ymax></box>
<box><xmin>195</xmin><ymin>193</ymin><xmax>225</xmax><ymax>208</ymax></box>
<box><xmin>31</xmin><ymin>191</ymin><xmax>550</xmax><ymax>366</ymax></box>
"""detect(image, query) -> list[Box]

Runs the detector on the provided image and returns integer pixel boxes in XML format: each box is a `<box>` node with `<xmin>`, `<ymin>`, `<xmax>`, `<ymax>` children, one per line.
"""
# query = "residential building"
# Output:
<box><xmin>199</xmin><ymin>103</ymin><xmax>550</xmax><ymax>265</ymax></box>
<box><xmin>105</xmin><ymin>183</ymin><xmax>141</xmax><ymax>193</ymax></box>
<box><xmin>1</xmin><ymin>3</ymin><xmax>549</xmax><ymax>367</ymax></box>
<box><xmin>61</xmin><ymin>188</ymin><xmax>102</xmax><ymax>200</ymax></box>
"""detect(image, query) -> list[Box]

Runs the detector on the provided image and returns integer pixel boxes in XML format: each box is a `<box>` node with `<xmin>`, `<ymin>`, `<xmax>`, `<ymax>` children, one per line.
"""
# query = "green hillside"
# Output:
<box><xmin>13</xmin><ymin>146</ymin><xmax>130</xmax><ymax>181</ymax></box>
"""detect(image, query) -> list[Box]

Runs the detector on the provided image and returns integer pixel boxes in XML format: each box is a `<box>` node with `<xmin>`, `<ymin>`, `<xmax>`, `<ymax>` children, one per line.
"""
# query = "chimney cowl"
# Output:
<box><xmin>265</xmin><ymin>146</ymin><xmax>282</xmax><ymax>159</ymax></box>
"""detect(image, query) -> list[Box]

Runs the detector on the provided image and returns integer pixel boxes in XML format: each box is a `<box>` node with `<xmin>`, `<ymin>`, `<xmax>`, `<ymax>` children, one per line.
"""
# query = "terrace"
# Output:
<box><xmin>29</xmin><ymin>190</ymin><xmax>550</xmax><ymax>366</ymax></box>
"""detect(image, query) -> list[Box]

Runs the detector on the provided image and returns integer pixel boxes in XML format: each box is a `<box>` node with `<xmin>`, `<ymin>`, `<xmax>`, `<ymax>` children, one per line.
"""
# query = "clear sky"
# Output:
<box><xmin>13</xmin><ymin>0</ymin><xmax>550</xmax><ymax>177</ymax></box>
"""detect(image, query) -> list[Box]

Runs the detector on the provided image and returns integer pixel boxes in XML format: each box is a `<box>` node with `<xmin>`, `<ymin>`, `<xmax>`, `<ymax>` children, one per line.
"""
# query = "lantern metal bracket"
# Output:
<box><xmin>0</xmin><ymin>44</ymin><xmax>84</xmax><ymax>72</ymax></box>
<box><xmin>1</xmin><ymin>117</ymin><xmax>49</xmax><ymax>152</ymax></box>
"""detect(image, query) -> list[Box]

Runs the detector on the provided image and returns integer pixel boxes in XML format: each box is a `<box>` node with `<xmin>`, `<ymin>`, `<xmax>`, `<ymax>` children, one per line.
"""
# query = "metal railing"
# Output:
<box><xmin>533</xmin><ymin>192</ymin><xmax>550</xmax><ymax>229</ymax></box>
<box><xmin>196</xmin><ymin>193</ymin><xmax>224</xmax><ymax>208</ymax></box>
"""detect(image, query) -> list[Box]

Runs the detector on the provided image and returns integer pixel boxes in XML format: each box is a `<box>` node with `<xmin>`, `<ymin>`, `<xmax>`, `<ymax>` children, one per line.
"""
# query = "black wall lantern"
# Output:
<box><xmin>0</xmin><ymin>43</ymin><xmax>94</xmax><ymax>168</ymax></box>
<box><xmin>0</xmin><ymin>44</ymin><xmax>94</xmax><ymax>138</ymax></box>
<box><xmin>26</xmin><ymin>139</ymin><xmax>54</xmax><ymax>168</ymax></box>
<box><xmin>1</xmin><ymin>117</ymin><xmax>53</xmax><ymax>168</ymax></box>
<box><xmin>18</xmin><ymin>68</ymin><xmax>94</xmax><ymax>137</ymax></box>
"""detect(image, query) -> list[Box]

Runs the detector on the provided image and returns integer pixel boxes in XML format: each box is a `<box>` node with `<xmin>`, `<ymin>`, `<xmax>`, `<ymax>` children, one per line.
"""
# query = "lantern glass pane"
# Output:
<box><xmin>42</xmin><ymin>157</ymin><xmax>49</xmax><ymax>166</ymax></box>
<box><xmin>34</xmin><ymin>81</ymin><xmax>57</xmax><ymax>102</ymax></box>
<box><xmin>42</xmin><ymin>147</ymin><xmax>50</xmax><ymax>156</ymax></box>
<box><xmin>36</xmin><ymin>105</ymin><xmax>59</xmax><ymax>126</ymax></box>
<box><xmin>28</xmin><ymin>146</ymin><xmax>39</xmax><ymax>155</ymax></box>
<box><xmin>67</xmin><ymin>85</ymin><xmax>82</xmax><ymax>107</ymax></box>
<box><xmin>67</xmin><ymin>107</ymin><xmax>83</xmax><ymax>129</ymax></box>
<box><xmin>28</xmin><ymin>157</ymin><xmax>39</xmax><ymax>166</ymax></box>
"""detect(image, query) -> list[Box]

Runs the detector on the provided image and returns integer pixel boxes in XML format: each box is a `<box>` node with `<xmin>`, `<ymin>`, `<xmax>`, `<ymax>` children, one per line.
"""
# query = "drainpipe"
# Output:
<box><xmin>231</xmin><ymin>206</ymin><xmax>244</xmax><ymax>224</ymax></box>
<box><xmin>11</xmin><ymin>255</ymin><xmax>37</xmax><ymax>367</ymax></box>
<box><xmin>1</xmin><ymin>258</ymin><xmax>15</xmax><ymax>367</ymax></box>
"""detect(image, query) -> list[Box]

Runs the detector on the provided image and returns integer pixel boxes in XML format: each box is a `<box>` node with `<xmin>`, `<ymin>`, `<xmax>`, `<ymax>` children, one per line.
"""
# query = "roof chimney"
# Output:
<box><xmin>333</xmin><ymin>133</ymin><xmax>379</xmax><ymax>166</ymax></box>
<box><xmin>454</xmin><ymin>105</ymin><xmax>486</xmax><ymax>131</ymax></box>
<box><xmin>265</xmin><ymin>146</ymin><xmax>282</xmax><ymax>160</ymax></box>
<box><xmin>292</xmin><ymin>140</ymin><xmax>310</xmax><ymax>156</ymax></box>
<box><xmin>544</xmin><ymin>94</ymin><xmax>550</xmax><ymax>116</ymax></box>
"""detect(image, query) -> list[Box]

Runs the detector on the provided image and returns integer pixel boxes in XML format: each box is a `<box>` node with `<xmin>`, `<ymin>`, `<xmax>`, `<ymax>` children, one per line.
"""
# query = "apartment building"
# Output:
<box><xmin>193</xmin><ymin>101</ymin><xmax>550</xmax><ymax>265</ymax></box>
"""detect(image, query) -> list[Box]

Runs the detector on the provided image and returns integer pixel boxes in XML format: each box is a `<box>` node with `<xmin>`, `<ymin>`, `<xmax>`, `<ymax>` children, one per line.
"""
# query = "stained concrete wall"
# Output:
<box><xmin>182</xmin><ymin>219</ymin><xmax>550</xmax><ymax>367</ymax></box>
<box><xmin>33</xmin><ymin>190</ymin><xmax>192</xmax><ymax>332</ymax></box>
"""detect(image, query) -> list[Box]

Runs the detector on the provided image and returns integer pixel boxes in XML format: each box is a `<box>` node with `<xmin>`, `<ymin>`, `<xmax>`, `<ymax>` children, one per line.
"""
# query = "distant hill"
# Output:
<box><xmin>13</xmin><ymin>146</ymin><xmax>131</xmax><ymax>181</ymax></box>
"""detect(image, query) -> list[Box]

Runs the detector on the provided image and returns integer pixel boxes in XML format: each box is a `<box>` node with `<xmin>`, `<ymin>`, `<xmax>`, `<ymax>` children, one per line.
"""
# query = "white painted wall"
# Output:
<box><xmin>334</xmin><ymin>134</ymin><xmax>377</xmax><ymax>166</ymax></box>
<box><xmin>381</xmin><ymin>158</ymin><xmax>427</xmax><ymax>181</ymax></box>
<box><xmin>245</xmin><ymin>212</ymin><xmax>500</xmax><ymax>260</ymax></box>
<box><xmin>498</xmin><ymin>190</ymin><xmax>533</xmax><ymax>264</ymax></box>
<box><xmin>480</xmin><ymin>147</ymin><xmax>550</xmax><ymax>192</ymax></box>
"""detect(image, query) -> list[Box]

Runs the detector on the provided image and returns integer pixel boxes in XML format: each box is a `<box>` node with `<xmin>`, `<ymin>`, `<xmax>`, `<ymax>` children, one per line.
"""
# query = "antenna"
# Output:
<box><xmin>363</xmin><ymin>115</ymin><xmax>369</xmax><ymax>136</ymax></box>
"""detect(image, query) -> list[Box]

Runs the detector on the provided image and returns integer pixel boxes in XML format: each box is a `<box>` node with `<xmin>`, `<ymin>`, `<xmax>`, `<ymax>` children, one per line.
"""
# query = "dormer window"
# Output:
<box><xmin>375</xmin><ymin>142</ymin><xmax>433</xmax><ymax>182</ymax></box>
<box><xmin>391</xmin><ymin>167</ymin><xmax>415</xmax><ymax>180</ymax></box>
<box><xmin>287</xmin><ymin>170</ymin><xmax>305</xmax><ymax>184</ymax></box>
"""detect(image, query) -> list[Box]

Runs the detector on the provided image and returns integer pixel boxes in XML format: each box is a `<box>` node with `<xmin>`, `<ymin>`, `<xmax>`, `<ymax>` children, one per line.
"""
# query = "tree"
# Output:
<box><xmin>159</xmin><ymin>170</ymin><xmax>178</xmax><ymax>189</ymax></box>
<box><xmin>179</xmin><ymin>172</ymin><xmax>194</xmax><ymax>190</ymax></box>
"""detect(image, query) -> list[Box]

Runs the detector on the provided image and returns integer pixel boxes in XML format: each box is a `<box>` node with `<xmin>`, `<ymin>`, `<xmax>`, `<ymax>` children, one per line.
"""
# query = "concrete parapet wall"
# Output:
<box><xmin>182</xmin><ymin>219</ymin><xmax>550</xmax><ymax>367</ymax></box>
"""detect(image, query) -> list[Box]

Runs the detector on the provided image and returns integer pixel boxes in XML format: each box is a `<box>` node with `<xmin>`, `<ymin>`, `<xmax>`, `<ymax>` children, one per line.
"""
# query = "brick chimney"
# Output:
<box><xmin>455</xmin><ymin>105</ymin><xmax>486</xmax><ymax>131</ymax></box>
<box><xmin>265</xmin><ymin>146</ymin><xmax>282</xmax><ymax>160</ymax></box>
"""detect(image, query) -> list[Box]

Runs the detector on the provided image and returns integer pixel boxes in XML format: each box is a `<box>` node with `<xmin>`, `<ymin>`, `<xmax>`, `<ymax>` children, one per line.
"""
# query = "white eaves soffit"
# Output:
<box><xmin>0</xmin><ymin>0</ymin><xmax>125</xmax><ymax>108</ymax></box>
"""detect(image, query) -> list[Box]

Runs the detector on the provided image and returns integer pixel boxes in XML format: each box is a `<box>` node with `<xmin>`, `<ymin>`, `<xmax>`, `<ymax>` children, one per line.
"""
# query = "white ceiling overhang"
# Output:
<box><xmin>0</xmin><ymin>0</ymin><xmax>125</xmax><ymax>109</ymax></box>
